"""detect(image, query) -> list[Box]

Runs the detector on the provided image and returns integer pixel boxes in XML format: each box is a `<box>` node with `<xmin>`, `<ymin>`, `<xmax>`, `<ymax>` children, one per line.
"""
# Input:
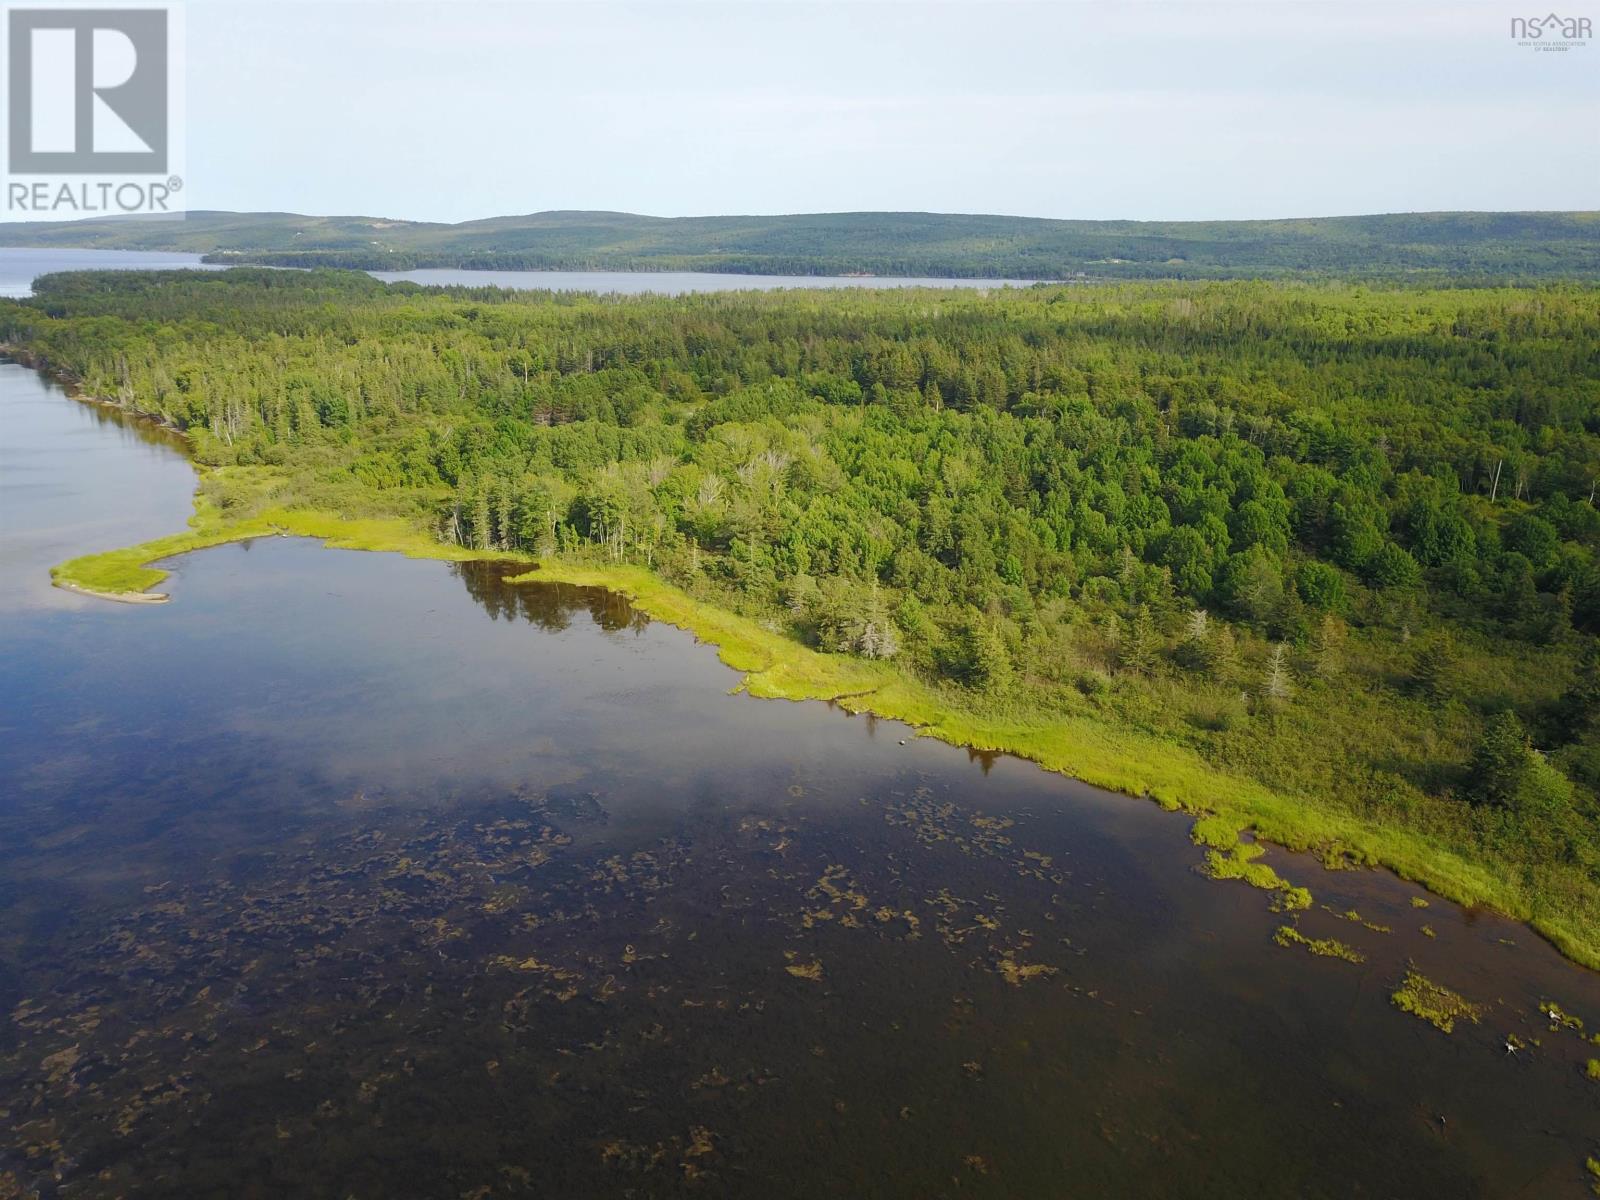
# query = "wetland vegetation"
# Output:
<box><xmin>3</xmin><ymin>347</ymin><xmax>1600</xmax><ymax>1198</ymax></box>
<box><xmin>5</xmin><ymin>268</ymin><xmax>1598</xmax><ymax>968</ymax></box>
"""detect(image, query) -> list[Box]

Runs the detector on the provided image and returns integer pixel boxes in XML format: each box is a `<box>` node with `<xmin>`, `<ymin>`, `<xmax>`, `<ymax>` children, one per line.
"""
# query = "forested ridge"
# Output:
<box><xmin>6</xmin><ymin>269</ymin><xmax>1600</xmax><ymax>958</ymax></box>
<box><xmin>3</xmin><ymin>208</ymin><xmax>1599</xmax><ymax>279</ymax></box>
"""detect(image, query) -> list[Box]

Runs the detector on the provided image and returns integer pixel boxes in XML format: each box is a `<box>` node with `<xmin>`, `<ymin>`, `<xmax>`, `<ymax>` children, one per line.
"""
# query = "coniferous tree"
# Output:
<box><xmin>472</xmin><ymin>479</ymin><xmax>492</xmax><ymax>552</ymax></box>
<box><xmin>1412</xmin><ymin>633</ymin><xmax>1458</xmax><ymax>702</ymax></box>
<box><xmin>1119</xmin><ymin>605</ymin><xmax>1161</xmax><ymax>676</ymax></box>
<box><xmin>1468</xmin><ymin>712</ymin><xmax>1533</xmax><ymax>809</ymax></box>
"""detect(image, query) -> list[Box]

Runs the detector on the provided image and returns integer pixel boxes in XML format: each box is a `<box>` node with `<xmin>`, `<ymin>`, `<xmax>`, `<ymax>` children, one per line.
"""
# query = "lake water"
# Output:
<box><xmin>2</xmin><ymin>284</ymin><xmax>1600</xmax><ymax>1195</ymax></box>
<box><xmin>368</xmin><ymin>268</ymin><xmax>1037</xmax><ymax>294</ymax></box>
<box><xmin>0</xmin><ymin>249</ymin><xmax>228</xmax><ymax>298</ymax></box>
<box><xmin>0</xmin><ymin>247</ymin><xmax>1034</xmax><ymax>298</ymax></box>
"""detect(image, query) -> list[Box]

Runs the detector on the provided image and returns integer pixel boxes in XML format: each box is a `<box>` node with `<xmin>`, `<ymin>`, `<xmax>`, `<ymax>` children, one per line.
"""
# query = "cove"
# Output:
<box><xmin>2</xmin><ymin>363</ymin><xmax>1600</xmax><ymax>1195</ymax></box>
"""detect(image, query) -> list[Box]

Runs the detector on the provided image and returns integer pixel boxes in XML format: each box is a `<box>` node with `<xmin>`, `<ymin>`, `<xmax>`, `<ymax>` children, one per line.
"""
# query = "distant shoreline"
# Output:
<box><xmin>0</xmin><ymin>248</ymin><xmax>1041</xmax><ymax>293</ymax></box>
<box><xmin>2</xmin><ymin>207</ymin><xmax>1595</xmax><ymax>281</ymax></box>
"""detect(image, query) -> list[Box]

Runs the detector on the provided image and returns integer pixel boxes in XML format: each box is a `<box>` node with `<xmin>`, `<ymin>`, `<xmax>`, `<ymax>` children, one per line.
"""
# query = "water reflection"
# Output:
<box><xmin>450</xmin><ymin>560</ymin><xmax>648</xmax><ymax>634</ymax></box>
<box><xmin>3</xmin><ymin>370</ymin><xmax>1600</xmax><ymax>1199</ymax></box>
<box><xmin>0</xmin><ymin>362</ymin><xmax>198</xmax><ymax>612</ymax></box>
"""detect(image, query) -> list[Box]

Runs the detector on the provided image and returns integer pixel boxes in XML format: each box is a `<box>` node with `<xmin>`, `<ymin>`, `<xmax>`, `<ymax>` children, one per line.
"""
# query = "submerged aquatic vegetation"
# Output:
<box><xmin>783</xmin><ymin>954</ymin><xmax>824</xmax><ymax>982</ymax></box>
<box><xmin>995</xmin><ymin>949</ymin><xmax>1058</xmax><ymax>986</ymax></box>
<box><xmin>1273</xmin><ymin>925</ymin><xmax>1366</xmax><ymax>963</ymax></box>
<box><xmin>1324</xmin><ymin>907</ymin><xmax>1391</xmax><ymax>934</ymax></box>
<box><xmin>1391</xmin><ymin>970</ymin><xmax>1484</xmax><ymax>1033</ymax></box>
<box><xmin>0</xmin><ymin>759</ymin><xmax>1097</xmax><ymax>1192</ymax></box>
<box><xmin>1199</xmin><ymin>838</ymin><xmax>1311</xmax><ymax>912</ymax></box>
<box><xmin>1542</xmin><ymin>1001</ymin><xmax>1586</xmax><ymax>1033</ymax></box>
<box><xmin>20</xmin><ymin>271</ymin><xmax>1600</xmax><ymax>976</ymax></box>
<box><xmin>1587</xmin><ymin>1059</ymin><xmax>1600</xmax><ymax>1082</ymax></box>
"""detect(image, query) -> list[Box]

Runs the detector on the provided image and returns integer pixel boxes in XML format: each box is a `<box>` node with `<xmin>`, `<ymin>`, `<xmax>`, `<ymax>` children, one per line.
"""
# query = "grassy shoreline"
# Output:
<box><xmin>51</xmin><ymin>502</ymin><xmax>1600</xmax><ymax>971</ymax></box>
<box><xmin>512</xmin><ymin>562</ymin><xmax>1548</xmax><ymax>944</ymax></box>
<box><xmin>49</xmin><ymin>490</ymin><xmax>505</xmax><ymax>602</ymax></box>
<box><xmin>34</xmin><ymin>363</ymin><xmax>1597</xmax><ymax>973</ymax></box>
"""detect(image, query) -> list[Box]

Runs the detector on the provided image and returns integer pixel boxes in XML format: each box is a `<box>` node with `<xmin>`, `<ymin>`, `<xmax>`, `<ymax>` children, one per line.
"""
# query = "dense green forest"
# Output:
<box><xmin>5</xmin><ymin>269</ymin><xmax>1600</xmax><ymax>956</ymax></box>
<box><xmin>3</xmin><ymin>209</ymin><xmax>1599</xmax><ymax>280</ymax></box>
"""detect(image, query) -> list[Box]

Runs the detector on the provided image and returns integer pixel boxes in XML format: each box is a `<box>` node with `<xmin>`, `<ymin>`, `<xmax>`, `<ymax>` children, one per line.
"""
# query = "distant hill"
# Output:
<box><xmin>2</xmin><ymin>209</ymin><xmax>1597</xmax><ymax>280</ymax></box>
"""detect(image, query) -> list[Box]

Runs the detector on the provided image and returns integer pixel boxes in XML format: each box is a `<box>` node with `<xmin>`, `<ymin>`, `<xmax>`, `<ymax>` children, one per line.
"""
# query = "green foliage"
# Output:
<box><xmin>1200</xmin><ymin>839</ymin><xmax>1310</xmax><ymax>910</ymax></box>
<box><xmin>1118</xmin><ymin>605</ymin><xmax>1161</xmax><ymax>676</ymax></box>
<box><xmin>1391</xmin><ymin>970</ymin><xmax>1483</xmax><ymax>1033</ymax></box>
<box><xmin>11</xmin><ymin>268</ymin><xmax>1600</xmax><ymax>968</ymax></box>
<box><xmin>1160</xmin><ymin>526</ymin><xmax>1215</xmax><ymax>597</ymax></box>
<box><xmin>1507</xmin><ymin>513</ymin><xmax>1561</xmax><ymax>572</ymax></box>
<box><xmin>5</xmin><ymin>208</ymin><xmax>1600</xmax><ymax>280</ymax></box>
<box><xmin>1562</xmin><ymin>643</ymin><xmax>1600</xmax><ymax>721</ymax></box>
<box><xmin>1467</xmin><ymin>710</ymin><xmax>1585</xmax><ymax>864</ymax></box>
<box><xmin>1295</xmin><ymin>561</ymin><xmax>1346</xmax><ymax>613</ymax></box>
<box><xmin>939</xmin><ymin>613</ymin><xmax>1013</xmax><ymax>693</ymax></box>
<box><xmin>1191</xmin><ymin>814</ymin><xmax>1243</xmax><ymax>850</ymax></box>
<box><xmin>1469</xmin><ymin>711</ymin><xmax>1540</xmax><ymax>809</ymax></box>
<box><xmin>1412</xmin><ymin>633</ymin><xmax>1459</xmax><ymax>702</ymax></box>
<box><xmin>1273</xmin><ymin>925</ymin><xmax>1366</xmax><ymax>963</ymax></box>
<box><xmin>1366</xmin><ymin>542</ymin><xmax>1423</xmax><ymax>589</ymax></box>
<box><xmin>1218</xmin><ymin>546</ymin><xmax>1284</xmax><ymax>626</ymax></box>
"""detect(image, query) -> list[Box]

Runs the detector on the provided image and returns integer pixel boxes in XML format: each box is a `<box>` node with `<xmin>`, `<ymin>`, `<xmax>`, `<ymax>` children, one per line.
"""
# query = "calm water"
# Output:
<box><xmin>0</xmin><ymin>249</ymin><xmax>226</xmax><ymax>298</ymax></box>
<box><xmin>1</xmin><ymin>371</ymin><xmax>1600</xmax><ymax>1193</ymax></box>
<box><xmin>0</xmin><ymin>248</ymin><xmax>1033</xmax><ymax>297</ymax></box>
<box><xmin>367</xmin><ymin>268</ymin><xmax>1037</xmax><ymax>294</ymax></box>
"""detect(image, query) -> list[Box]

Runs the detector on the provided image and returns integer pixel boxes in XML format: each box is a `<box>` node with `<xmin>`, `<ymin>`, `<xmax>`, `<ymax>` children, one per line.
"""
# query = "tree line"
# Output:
<box><xmin>4</xmin><ymin>268</ymin><xmax>1598</xmax><ymax>927</ymax></box>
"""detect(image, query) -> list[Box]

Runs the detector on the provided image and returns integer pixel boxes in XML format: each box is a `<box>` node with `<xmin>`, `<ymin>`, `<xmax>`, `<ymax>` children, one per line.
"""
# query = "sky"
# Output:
<box><xmin>176</xmin><ymin>0</ymin><xmax>1599</xmax><ymax>223</ymax></box>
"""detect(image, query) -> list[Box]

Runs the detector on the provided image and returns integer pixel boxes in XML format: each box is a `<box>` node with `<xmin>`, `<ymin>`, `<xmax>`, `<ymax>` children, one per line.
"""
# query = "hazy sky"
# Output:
<box><xmin>179</xmin><ymin>1</ymin><xmax>1598</xmax><ymax>222</ymax></box>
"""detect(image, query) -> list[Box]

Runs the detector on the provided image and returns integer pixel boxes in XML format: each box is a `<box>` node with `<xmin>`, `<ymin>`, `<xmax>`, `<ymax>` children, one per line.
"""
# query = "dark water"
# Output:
<box><xmin>2</xmin><ymin>365</ymin><xmax>1600</xmax><ymax>1199</ymax></box>
<box><xmin>0</xmin><ymin>249</ymin><xmax>1032</xmax><ymax>298</ymax></box>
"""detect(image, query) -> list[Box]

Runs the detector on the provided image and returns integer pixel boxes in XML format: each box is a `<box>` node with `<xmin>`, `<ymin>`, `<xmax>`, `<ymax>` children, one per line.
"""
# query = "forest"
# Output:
<box><xmin>4</xmin><ymin>268</ymin><xmax>1599</xmax><ymax>960</ymax></box>
<box><xmin>3</xmin><ymin>208</ymin><xmax>1599</xmax><ymax>279</ymax></box>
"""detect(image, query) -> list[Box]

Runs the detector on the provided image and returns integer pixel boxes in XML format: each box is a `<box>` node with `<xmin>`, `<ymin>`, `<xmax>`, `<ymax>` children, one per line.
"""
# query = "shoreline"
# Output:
<box><xmin>46</xmin><ymin>497</ymin><xmax>1600</xmax><ymax>972</ymax></box>
<box><xmin>1</xmin><ymin>346</ymin><xmax>189</xmax><ymax>439</ymax></box>
<box><xmin>29</xmin><ymin>380</ymin><xmax>1599</xmax><ymax>975</ymax></box>
<box><xmin>54</xmin><ymin>579</ymin><xmax>169</xmax><ymax>604</ymax></box>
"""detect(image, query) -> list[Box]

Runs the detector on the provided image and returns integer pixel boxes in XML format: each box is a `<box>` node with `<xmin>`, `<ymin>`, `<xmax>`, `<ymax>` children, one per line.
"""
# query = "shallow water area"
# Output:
<box><xmin>1</xmin><ymin>273</ymin><xmax>1599</xmax><ymax>1198</ymax></box>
